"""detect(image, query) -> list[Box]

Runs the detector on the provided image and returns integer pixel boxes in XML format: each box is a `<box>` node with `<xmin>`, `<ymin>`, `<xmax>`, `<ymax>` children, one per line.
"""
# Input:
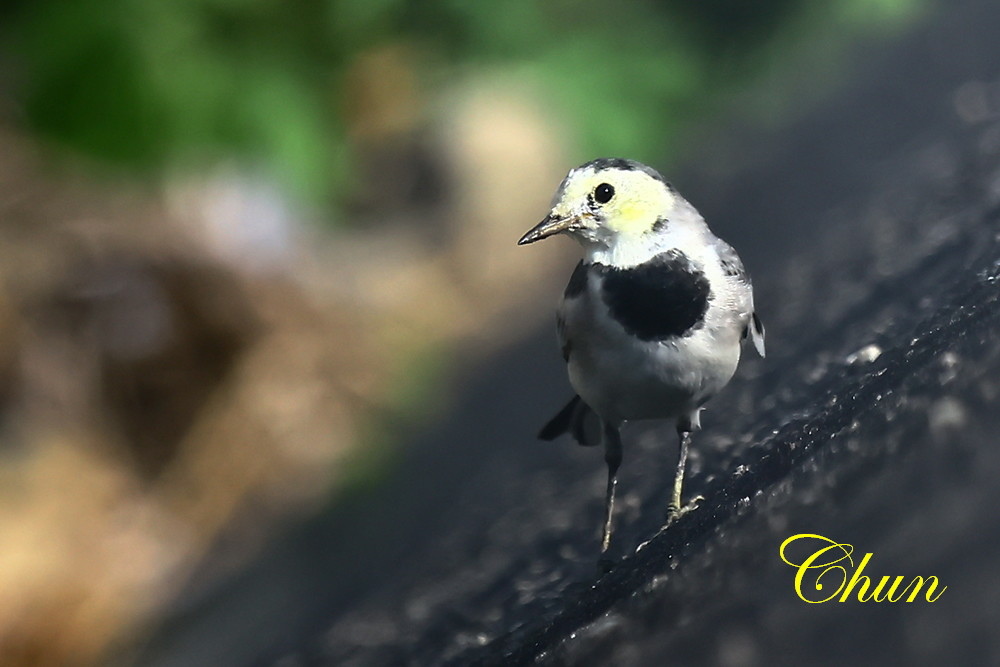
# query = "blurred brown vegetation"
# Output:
<box><xmin>0</xmin><ymin>86</ymin><xmax>569</xmax><ymax>664</ymax></box>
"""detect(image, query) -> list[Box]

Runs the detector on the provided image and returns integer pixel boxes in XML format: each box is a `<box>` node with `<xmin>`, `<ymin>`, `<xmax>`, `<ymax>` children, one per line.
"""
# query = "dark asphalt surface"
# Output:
<box><xmin>141</xmin><ymin>1</ymin><xmax>1000</xmax><ymax>665</ymax></box>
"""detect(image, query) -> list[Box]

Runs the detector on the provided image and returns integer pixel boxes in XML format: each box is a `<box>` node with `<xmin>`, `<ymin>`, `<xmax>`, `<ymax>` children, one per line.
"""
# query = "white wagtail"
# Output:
<box><xmin>518</xmin><ymin>158</ymin><xmax>765</xmax><ymax>556</ymax></box>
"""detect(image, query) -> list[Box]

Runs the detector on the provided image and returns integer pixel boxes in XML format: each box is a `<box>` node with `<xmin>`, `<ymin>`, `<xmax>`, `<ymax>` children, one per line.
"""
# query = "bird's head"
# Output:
<box><xmin>518</xmin><ymin>158</ymin><xmax>693</xmax><ymax>253</ymax></box>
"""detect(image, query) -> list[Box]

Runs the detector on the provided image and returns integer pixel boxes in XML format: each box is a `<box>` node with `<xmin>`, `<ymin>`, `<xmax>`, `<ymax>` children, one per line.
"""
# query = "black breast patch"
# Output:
<box><xmin>598</xmin><ymin>251</ymin><xmax>711</xmax><ymax>341</ymax></box>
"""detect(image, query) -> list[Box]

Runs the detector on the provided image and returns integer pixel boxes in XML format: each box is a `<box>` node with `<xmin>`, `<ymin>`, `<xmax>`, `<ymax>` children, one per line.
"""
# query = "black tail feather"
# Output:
<box><xmin>538</xmin><ymin>395</ymin><xmax>598</xmax><ymax>446</ymax></box>
<box><xmin>538</xmin><ymin>396</ymin><xmax>579</xmax><ymax>440</ymax></box>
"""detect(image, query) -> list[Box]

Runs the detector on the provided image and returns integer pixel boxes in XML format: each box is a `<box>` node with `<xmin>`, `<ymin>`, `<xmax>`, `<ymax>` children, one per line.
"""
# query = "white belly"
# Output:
<box><xmin>566</xmin><ymin>307</ymin><xmax>741</xmax><ymax>424</ymax></box>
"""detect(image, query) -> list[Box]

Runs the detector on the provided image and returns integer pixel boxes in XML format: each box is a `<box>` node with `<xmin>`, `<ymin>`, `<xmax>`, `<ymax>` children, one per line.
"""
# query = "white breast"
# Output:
<box><xmin>560</xmin><ymin>265</ymin><xmax>745</xmax><ymax>424</ymax></box>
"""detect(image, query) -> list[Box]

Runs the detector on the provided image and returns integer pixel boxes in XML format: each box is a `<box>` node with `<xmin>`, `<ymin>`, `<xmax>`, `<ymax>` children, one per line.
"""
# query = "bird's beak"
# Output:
<box><xmin>517</xmin><ymin>213</ymin><xmax>583</xmax><ymax>245</ymax></box>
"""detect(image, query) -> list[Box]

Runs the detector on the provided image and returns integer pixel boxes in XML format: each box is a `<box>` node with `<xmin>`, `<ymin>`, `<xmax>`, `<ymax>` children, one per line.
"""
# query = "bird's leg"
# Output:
<box><xmin>666</xmin><ymin>423</ymin><xmax>702</xmax><ymax>523</ymax></box>
<box><xmin>600</xmin><ymin>421</ymin><xmax>623</xmax><ymax>556</ymax></box>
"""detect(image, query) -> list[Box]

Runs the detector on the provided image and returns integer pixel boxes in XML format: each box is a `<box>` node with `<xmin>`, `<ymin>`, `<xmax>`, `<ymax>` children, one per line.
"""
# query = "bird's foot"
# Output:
<box><xmin>665</xmin><ymin>495</ymin><xmax>704</xmax><ymax>525</ymax></box>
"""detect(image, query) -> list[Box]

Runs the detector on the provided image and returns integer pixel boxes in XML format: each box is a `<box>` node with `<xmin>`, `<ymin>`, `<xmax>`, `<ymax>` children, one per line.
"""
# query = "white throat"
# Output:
<box><xmin>583</xmin><ymin>226</ymin><xmax>706</xmax><ymax>269</ymax></box>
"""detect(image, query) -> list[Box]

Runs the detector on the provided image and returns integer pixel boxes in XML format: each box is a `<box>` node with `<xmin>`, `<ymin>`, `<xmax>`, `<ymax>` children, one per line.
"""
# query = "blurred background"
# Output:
<box><xmin>2</xmin><ymin>0</ymin><xmax>993</xmax><ymax>665</ymax></box>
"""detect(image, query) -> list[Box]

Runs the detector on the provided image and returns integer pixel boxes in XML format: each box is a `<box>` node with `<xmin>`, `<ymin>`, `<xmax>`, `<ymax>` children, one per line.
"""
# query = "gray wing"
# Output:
<box><xmin>717</xmin><ymin>240</ymin><xmax>766</xmax><ymax>358</ymax></box>
<box><xmin>557</xmin><ymin>311</ymin><xmax>571</xmax><ymax>362</ymax></box>
<box><xmin>716</xmin><ymin>239</ymin><xmax>750</xmax><ymax>283</ymax></box>
<box><xmin>556</xmin><ymin>260</ymin><xmax>589</xmax><ymax>363</ymax></box>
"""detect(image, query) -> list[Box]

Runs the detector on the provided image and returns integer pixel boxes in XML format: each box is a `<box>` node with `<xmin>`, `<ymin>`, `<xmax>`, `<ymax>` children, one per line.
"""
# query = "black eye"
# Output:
<box><xmin>594</xmin><ymin>183</ymin><xmax>615</xmax><ymax>204</ymax></box>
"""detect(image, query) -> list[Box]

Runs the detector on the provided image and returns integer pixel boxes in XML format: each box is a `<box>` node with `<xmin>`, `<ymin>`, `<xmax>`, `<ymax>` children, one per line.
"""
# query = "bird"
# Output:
<box><xmin>518</xmin><ymin>157</ymin><xmax>765</xmax><ymax>557</ymax></box>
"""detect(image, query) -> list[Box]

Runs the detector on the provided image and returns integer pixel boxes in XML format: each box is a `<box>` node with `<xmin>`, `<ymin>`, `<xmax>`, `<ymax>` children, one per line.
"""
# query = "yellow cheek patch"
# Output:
<box><xmin>607</xmin><ymin>200</ymin><xmax>655</xmax><ymax>234</ymax></box>
<box><xmin>604</xmin><ymin>172</ymin><xmax>673</xmax><ymax>235</ymax></box>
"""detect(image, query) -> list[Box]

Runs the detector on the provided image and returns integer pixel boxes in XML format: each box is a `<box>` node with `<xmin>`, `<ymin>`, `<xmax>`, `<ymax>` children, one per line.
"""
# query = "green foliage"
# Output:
<box><xmin>2</xmin><ymin>0</ymin><xmax>922</xmax><ymax>208</ymax></box>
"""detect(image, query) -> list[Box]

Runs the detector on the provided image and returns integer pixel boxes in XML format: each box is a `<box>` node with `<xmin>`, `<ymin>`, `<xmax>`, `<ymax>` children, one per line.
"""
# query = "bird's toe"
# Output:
<box><xmin>665</xmin><ymin>495</ymin><xmax>704</xmax><ymax>525</ymax></box>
